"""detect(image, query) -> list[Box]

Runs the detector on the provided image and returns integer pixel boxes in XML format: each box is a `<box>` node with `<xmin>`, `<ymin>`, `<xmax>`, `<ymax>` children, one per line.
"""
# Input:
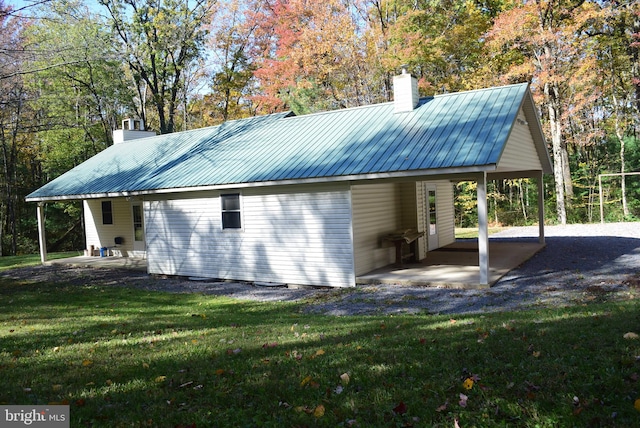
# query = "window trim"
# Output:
<box><xmin>101</xmin><ymin>200</ymin><xmax>113</xmax><ymax>225</ymax></box>
<box><xmin>220</xmin><ymin>193</ymin><xmax>242</xmax><ymax>230</ymax></box>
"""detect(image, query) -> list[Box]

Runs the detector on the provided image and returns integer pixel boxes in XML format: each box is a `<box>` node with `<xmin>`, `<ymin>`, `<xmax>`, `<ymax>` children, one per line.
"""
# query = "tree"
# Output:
<box><xmin>252</xmin><ymin>0</ymin><xmax>371</xmax><ymax>113</ymax></box>
<box><xmin>0</xmin><ymin>0</ymin><xmax>38</xmax><ymax>254</ymax></box>
<box><xmin>26</xmin><ymin>0</ymin><xmax>135</xmax><ymax>153</ymax></box>
<box><xmin>382</xmin><ymin>0</ymin><xmax>498</xmax><ymax>94</ymax></box>
<box><xmin>199</xmin><ymin>0</ymin><xmax>260</xmax><ymax>124</ymax></box>
<box><xmin>486</xmin><ymin>0</ymin><xmax>604</xmax><ymax>224</ymax></box>
<box><xmin>99</xmin><ymin>0</ymin><xmax>215</xmax><ymax>134</ymax></box>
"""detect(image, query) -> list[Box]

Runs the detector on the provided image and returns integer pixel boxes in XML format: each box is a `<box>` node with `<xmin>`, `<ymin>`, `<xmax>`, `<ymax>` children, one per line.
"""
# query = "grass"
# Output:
<box><xmin>1</xmin><ymin>274</ymin><xmax>640</xmax><ymax>426</ymax></box>
<box><xmin>0</xmin><ymin>252</ymin><xmax>79</xmax><ymax>271</ymax></box>
<box><xmin>455</xmin><ymin>227</ymin><xmax>508</xmax><ymax>239</ymax></box>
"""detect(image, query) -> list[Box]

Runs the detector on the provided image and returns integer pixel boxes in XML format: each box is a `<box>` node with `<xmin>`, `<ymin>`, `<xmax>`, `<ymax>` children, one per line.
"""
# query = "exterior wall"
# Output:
<box><xmin>84</xmin><ymin>199</ymin><xmax>136</xmax><ymax>256</ymax></box>
<box><xmin>497</xmin><ymin>108</ymin><xmax>543</xmax><ymax>172</ymax></box>
<box><xmin>352</xmin><ymin>183</ymin><xmax>402</xmax><ymax>276</ymax></box>
<box><xmin>435</xmin><ymin>181</ymin><xmax>455</xmax><ymax>247</ymax></box>
<box><xmin>144</xmin><ymin>183</ymin><xmax>355</xmax><ymax>288</ymax></box>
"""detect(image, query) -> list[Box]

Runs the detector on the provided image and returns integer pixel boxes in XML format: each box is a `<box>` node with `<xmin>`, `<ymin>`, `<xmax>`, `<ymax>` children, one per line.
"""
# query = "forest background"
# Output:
<box><xmin>0</xmin><ymin>0</ymin><xmax>638</xmax><ymax>256</ymax></box>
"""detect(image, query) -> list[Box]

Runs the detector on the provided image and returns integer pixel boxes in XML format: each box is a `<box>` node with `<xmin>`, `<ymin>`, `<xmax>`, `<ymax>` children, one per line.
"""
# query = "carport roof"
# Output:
<box><xmin>26</xmin><ymin>82</ymin><xmax>550</xmax><ymax>202</ymax></box>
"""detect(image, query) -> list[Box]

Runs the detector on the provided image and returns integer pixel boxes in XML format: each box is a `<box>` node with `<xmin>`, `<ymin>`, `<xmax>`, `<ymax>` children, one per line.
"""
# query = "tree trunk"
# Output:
<box><xmin>545</xmin><ymin>81</ymin><xmax>567</xmax><ymax>224</ymax></box>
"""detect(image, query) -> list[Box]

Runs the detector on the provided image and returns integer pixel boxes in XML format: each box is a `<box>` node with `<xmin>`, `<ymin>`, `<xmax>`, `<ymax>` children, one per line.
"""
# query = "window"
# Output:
<box><xmin>221</xmin><ymin>194</ymin><xmax>241</xmax><ymax>229</ymax></box>
<box><xmin>102</xmin><ymin>201</ymin><xmax>113</xmax><ymax>225</ymax></box>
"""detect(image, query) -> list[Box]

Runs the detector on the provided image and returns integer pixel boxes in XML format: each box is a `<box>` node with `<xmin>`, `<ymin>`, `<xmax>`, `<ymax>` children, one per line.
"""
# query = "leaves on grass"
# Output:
<box><xmin>300</xmin><ymin>375</ymin><xmax>313</xmax><ymax>387</ymax></box>
<box><xmin>463</xmin><ymin>377</ymin><xmax>474</xmax><ymax>390</ymax></box>
<box><xmin>82</xmin><ymin>359</ymin><xmax>93</xmax><ymax>367</ymax></box>
<box><xmin>459</xmin><ymin>393</ymin><xmax>468</xmax><ymax>408</ymax></box>
<box><xmin>392</xmin><ymin>401</ymin><xmax>407</xmax><ymax>415</ymax></box>
<box><xmin>314</xmin><ymin>404</ymin><xmax>325</xmax><ymax>418</ymax></box>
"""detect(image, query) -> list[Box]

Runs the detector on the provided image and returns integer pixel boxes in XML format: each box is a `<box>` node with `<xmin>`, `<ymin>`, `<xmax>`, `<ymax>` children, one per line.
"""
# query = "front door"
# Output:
<box><xmin>425</xmin><ymin>184</ymin><xmax>439</xmax><ymax>251</ymax></box>
<box><xmin>132</xmin><ymin>202</ymin><xmax>145</xmax><ymax>252</ymax></box>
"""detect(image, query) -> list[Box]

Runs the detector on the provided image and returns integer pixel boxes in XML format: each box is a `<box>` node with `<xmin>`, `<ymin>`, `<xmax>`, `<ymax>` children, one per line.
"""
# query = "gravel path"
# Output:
<box><xmin>2</xmin><ymin>222</ymin><xmax>639</xmax><ymax>316</ymax></box>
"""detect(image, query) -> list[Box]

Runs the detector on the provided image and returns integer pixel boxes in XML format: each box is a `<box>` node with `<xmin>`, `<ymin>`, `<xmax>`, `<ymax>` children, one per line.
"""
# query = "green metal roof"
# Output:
<box><xmin>26</xmin><ymin>83</ymin><xmax>547</xmax><ymax>202</ymax></box>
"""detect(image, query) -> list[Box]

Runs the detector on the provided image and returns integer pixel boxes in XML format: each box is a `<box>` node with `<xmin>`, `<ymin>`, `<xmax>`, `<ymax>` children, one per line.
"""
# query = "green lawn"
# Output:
<box><xmin>1</xmin><ymin>273</ymin><xmax>640</xmax><ymax>426</ymax></box>
<box><xmin>455</xmin><ymin>227</ymin><xmax>508</xmax><ymax>239</ymax></box>
<box><xmin>0</xmin><ymin>252</ymin><xmax>79</xmax><ymax>271</ymax></box>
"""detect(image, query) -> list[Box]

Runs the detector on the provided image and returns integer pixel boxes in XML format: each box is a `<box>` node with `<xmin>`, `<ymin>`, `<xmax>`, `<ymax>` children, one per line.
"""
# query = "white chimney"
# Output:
<box><xmin>393</xmin><ymin>67</ymin><xmax>419</xmax><ymax>113</ymax></box>
<box><xmin>113</xmin><ymin>118</ymin><xmax>156</xmax><ymax>144</ymax></box>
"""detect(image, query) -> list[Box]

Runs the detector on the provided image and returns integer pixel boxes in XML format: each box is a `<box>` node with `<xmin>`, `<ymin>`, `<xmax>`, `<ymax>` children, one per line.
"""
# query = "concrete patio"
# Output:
<box><xmin>45</xmin><ymin>238</ymin><xmax>544</xmax><ymax>289</ymax></box>
<box><xmin>45</xmin><ymin>255</ymin><xmax>148</xmax><ymax>271</ymax></box>
<box><xmin>356</xmin><ymin>239</ymin><xmax>545</xmax><ymax>289</ymax></box>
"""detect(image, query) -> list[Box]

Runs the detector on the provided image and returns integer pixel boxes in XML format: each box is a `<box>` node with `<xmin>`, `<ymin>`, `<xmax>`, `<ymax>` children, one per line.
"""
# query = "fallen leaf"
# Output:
<box><xmin>459</xmin><ymin>393</ymin><xmax>468</xmax><ymax>408</ymax></box>
<box><xmin>334</xmin><ymin>385</ymin><xmax>344</xmax><ymax>394</ymax></box>
<box><xmin>463</xmin><ymin>378</ymin><xmax>474</xmax><ymax>390</ymax></box>
<box><xmin>340</xmin><ymin>372</ymin><xmax>350</xmax><ymax>385</ymax></box>
<box><xmin>393</xmin><ymin>401</ymin><xmax>407</xmax><ymax>415</ymax></box>
<box><xmin>52</xmin><ymin>384</ymin><xmax>63</xmax><ymax>392</ymax></box>
<box><xmin>155</xmin><ymin>376</ymin><xmax>167</xmax><ymax>383</ymax></box>
<box><xmin>301</xmin><ymin>375</ymin><xmax>313</xmax><ymax>387</ymax></box>
<box><xmin>315</xmin><ymin>349</ymin><xmax>325</xmax><ymax>356</ymax></box>
<box><xmin>624</xmin><ymin>332</ymin><xmax>639</xmax><ymax>340</ymax></box>
<box><xmin>532</xmin><ymin>351</ymin><xmax>541</xmax><ymax>358</ymax></box>
<box><xmin>455</xmin><ymin>417</ymin><xmax>461</xmax><ymax>428</ymax></box>
<box><xmin>142</xmin><ymin>362</ymin><xmax>150</xmax><ymax>369</ymax></box>
<box><xmin>82</xmin><ymin>359</ymin><xmax>93</xmax><ymax>367</ymax></box>
<box><xmin>314</xmin><ymin>404</ymin><xmax>325</xmax><ymax>418</ymax></box>
<box><xmin>436</xmin><ymin>401</ymin><xmax>448</xmax><ymax>412</ymax></box>
<box><xmin>635</xmin><ymin>398</ymin><xmax>640</xmax><ymax>412</ymax></box>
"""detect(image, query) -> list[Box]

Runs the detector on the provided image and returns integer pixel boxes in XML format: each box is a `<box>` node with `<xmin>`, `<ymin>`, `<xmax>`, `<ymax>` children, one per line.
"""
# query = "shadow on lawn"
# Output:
<box><xmin>1</xmin><ymin>278</ymin><xmax>640</xmax><ymax>426</ymax></box>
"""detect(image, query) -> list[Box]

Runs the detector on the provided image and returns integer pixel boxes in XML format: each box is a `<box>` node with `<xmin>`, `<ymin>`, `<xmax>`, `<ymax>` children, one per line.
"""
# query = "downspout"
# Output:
<box><xmin>37</xmin><ymin>202</ymin><xmax>48</xmax><ymax>263</ymax></box>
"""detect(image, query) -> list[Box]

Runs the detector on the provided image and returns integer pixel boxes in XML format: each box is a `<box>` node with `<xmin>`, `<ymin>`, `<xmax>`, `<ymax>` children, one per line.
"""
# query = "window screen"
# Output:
<box><xmin>102</xmin><ymin>201</ymin><xmax>113</xmax><ymax>225</ymax></box>
<box><xmin>221</xmin><ymin>194</ymin><xmax>241</xmax><ymax>229</ymax></box>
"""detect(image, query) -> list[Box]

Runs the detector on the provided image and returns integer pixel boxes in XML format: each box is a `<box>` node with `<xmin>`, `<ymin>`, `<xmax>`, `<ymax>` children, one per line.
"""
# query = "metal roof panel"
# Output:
<box><xmin>26</xmin><ymin>83</ymin><xmax>536</xmax><ymax>201</ymax></box>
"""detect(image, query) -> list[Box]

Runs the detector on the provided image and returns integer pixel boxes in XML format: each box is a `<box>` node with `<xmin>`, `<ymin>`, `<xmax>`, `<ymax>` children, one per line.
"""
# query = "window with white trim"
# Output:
<box><xmin>221</xmin><ymin>194</ymin><xmax>241</xmax><ymax>229</ymax></box>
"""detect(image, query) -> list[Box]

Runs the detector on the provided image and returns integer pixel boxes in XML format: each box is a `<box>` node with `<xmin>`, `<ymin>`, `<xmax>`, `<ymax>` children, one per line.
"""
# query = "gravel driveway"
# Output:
<box><xmin>2</xmin><ymin>222</ymin><xmax>639</xmax><ymax>316</ymax></box>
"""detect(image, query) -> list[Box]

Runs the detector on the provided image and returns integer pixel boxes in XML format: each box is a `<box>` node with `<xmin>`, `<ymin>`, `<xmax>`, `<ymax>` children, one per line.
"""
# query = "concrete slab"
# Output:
<box><xmin>45</xmin><ymin>256</ymin><xmax>148</xmax><ymax>271</ymax></box>
<box><xmin>357</xmin><ymin>239</ymin><xmax>545</xmax><ymax>289</ymax></box>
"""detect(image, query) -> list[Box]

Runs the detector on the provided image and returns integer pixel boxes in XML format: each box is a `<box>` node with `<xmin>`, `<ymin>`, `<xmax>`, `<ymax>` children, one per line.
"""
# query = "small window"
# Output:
<box><xmin>221</xmin><ymin>194</ymin><xmax>241</xmax><ymax>229</ymax></box>
<box><xmin>102</xmin><ymin>201</ymin><xmax>113</xmax><ymax>225</ymax></box>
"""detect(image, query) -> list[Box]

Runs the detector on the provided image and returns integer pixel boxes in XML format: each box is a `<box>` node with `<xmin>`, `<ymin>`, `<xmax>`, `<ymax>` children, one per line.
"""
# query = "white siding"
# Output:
<box><xmin>435</xmin><ymin>181</ymin><xmax>455</xmax><ymax>247</ymax></box>
<box><xmin>352</xmin><ymin>183</ymin><xmax>401</xmax><ymax>276</ymax></box>
<box><xmin>497</xmin><ymin>108</ymin><xmax>543</xmax><ymax>172</ymax></box>
<box><xmin>145</xmin><ymin>184</ymin><xmax>355</xmax><ymax>288</ymax></box>
<box><xmin>84</xmin><ymin>199</ymin><xmax>136</xmax><ymax>256</ymax></box>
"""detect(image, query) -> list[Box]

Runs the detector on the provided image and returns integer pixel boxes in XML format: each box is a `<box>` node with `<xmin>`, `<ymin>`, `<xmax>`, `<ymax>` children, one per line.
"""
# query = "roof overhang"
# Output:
<box><xmin>26</xmin><ymin>163</ymin><xmax>549</xmax><ymax>203</ymax></box>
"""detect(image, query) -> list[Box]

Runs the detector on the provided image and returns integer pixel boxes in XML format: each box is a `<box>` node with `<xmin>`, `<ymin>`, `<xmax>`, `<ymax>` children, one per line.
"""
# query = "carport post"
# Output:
<box><xmin>537</xmin><ymin>170</ymin><xmax>545</xmax><ymax>245</ymax></box>
<box><xmin>477</xmin><ymin>172</ymin><xmax>489</xmax><ymax>285</ymax></box>
<box><xmin>37</xmin><ymin>202</ymin><xmax>48</xmax><ymax>263</ymax></box>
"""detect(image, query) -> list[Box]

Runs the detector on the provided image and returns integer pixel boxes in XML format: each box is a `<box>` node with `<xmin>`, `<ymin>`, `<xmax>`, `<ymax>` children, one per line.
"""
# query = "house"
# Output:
<box><xmin>26</xmin><ymin>72</ymin><xmax>552</xmax><ymax>288</ymax></box>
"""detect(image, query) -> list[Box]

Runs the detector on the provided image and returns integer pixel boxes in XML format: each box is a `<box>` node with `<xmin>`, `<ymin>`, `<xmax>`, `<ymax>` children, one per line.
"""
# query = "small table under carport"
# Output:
<box><xmin>382</xmin><ymin>229</ymin><xmax>425</xmax><ymax>266</ymax></box>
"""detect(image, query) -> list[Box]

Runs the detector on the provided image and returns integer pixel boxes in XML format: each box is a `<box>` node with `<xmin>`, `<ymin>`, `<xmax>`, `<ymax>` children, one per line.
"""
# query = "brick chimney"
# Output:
<box><xmin>113</xmin><ymin>118</ymin><xmax>156</xmax><ymax>144</ymax></box>
<box><xmin>393</xmin><ymin>67</ymin><xmax>419</xmax><ymax>113</ymax></box>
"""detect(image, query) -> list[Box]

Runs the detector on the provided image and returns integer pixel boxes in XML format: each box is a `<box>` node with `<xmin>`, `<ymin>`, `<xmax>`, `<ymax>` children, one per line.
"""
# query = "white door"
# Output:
<box><xmin>132</xmin><ymin>202</ymin><xmax>145</xmax><ymax>252</ymax></box>
<box><xmin>425</xmin><ymin>184</ymin><xmax>439</xmax><ymax>251</ymax></box>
